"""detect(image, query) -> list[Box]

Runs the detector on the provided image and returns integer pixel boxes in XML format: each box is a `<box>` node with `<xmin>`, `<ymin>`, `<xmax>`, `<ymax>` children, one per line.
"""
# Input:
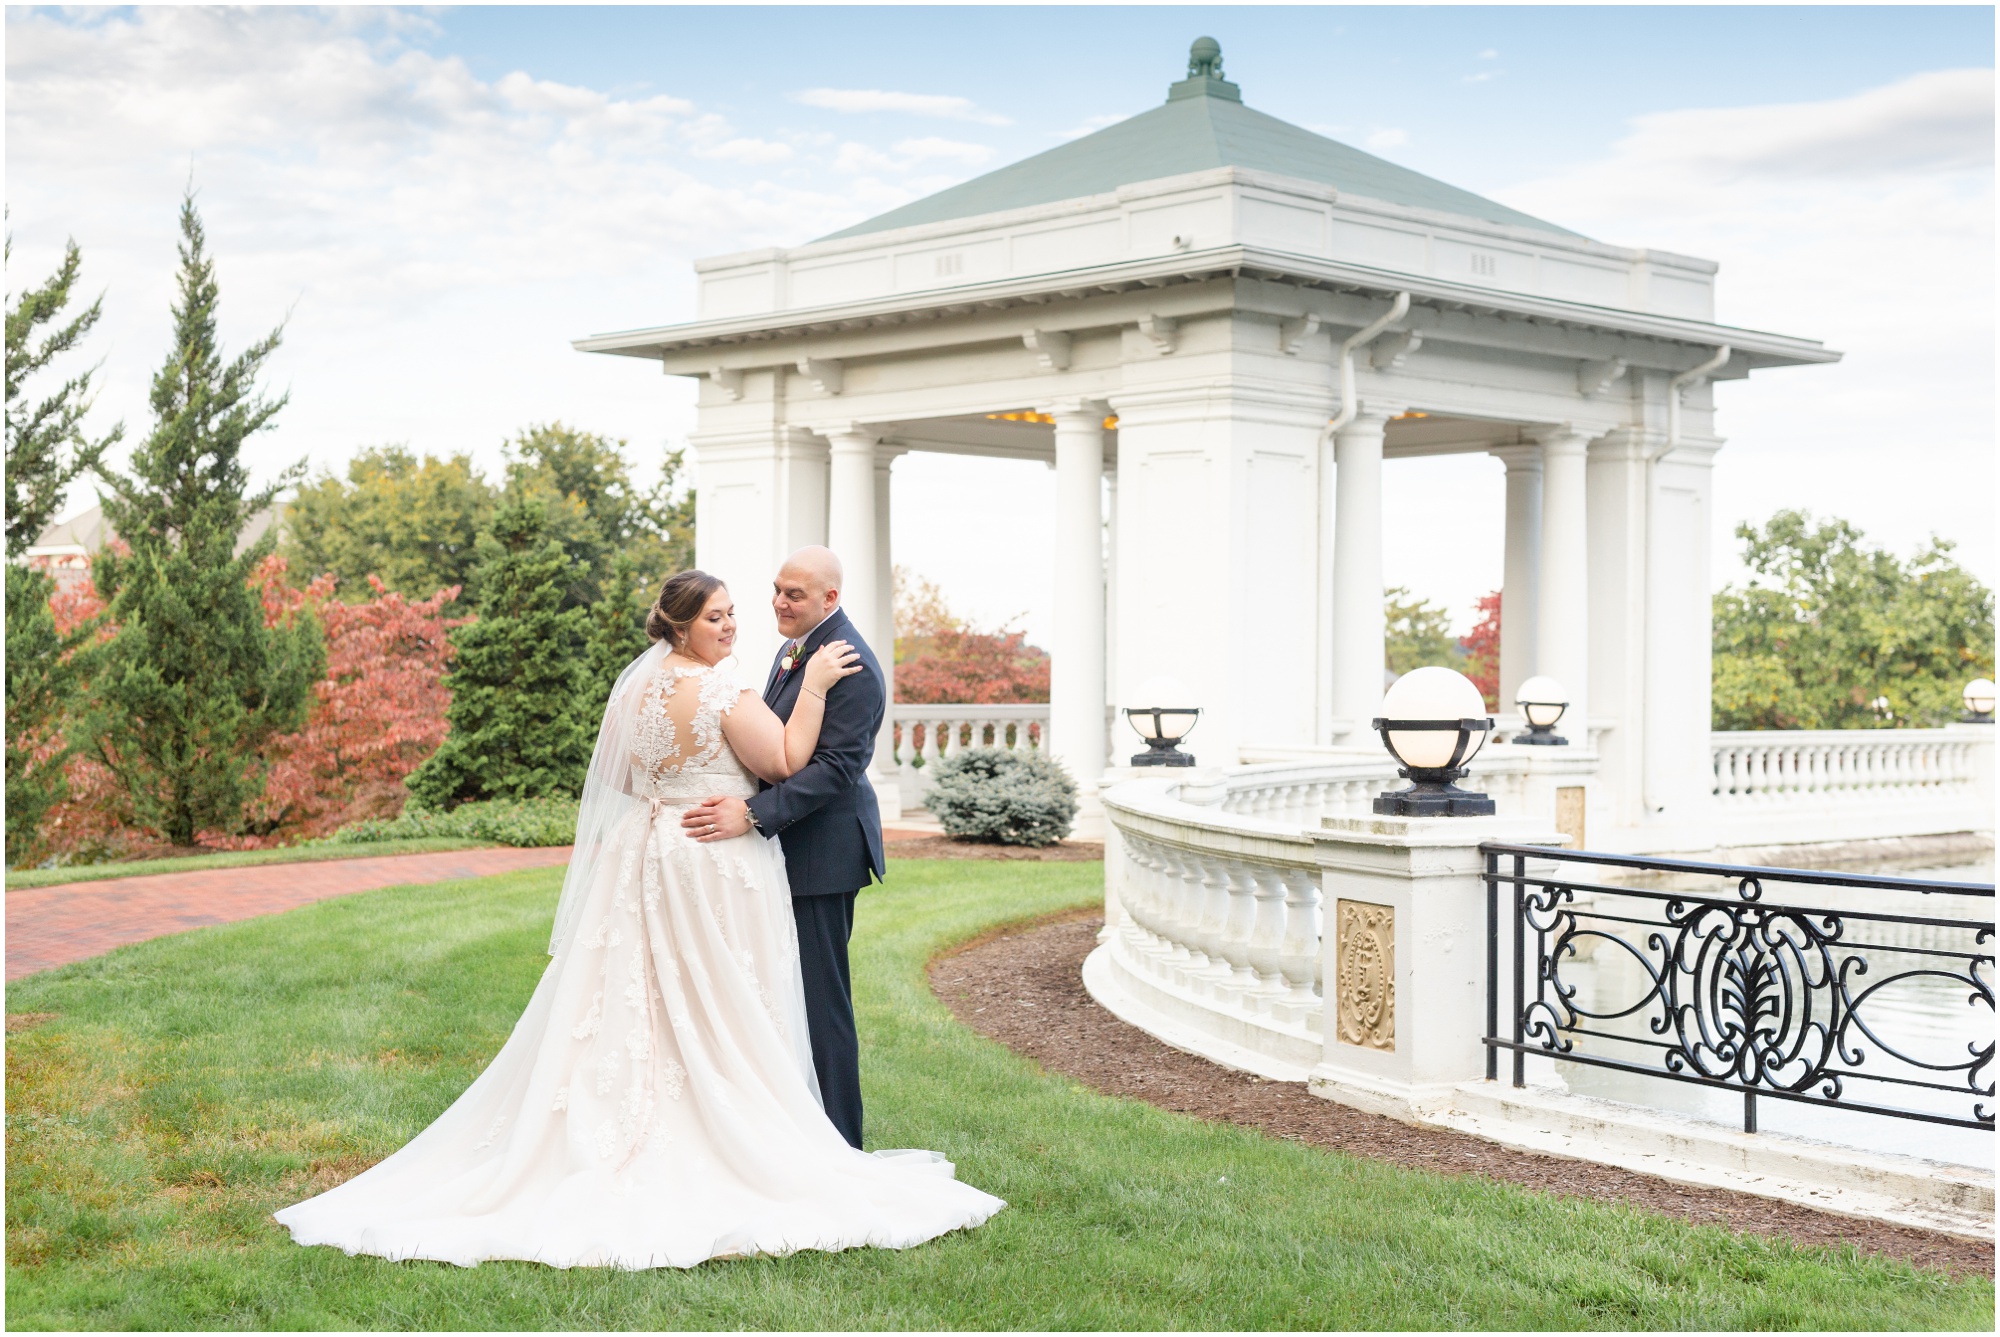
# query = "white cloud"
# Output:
<box><xmin>791</xmin><ymin>87</ymin><xmax>1010</xmax><ymax>126</ymax></box>
<box><xmin>1462</xmin><ymin>71</ymin><xmax>1498</xmax><ymax>85</ymax></box>
<box><xmin>1478</xmin><ymin>48</ymin><xmax>1499</xmax><ymax>60</ymax></box>
<box><xmin>694</xmin><ymin>137</ymin><xmax>796</xmax><ymax>165</ymax></box>
<box><xmin>1364</xmin><ymin>128</ymin><xmax>1409</xmax><ymax>151</ymax></box>
<box><xmin>1598</xmin><ymin>67</ymin><xmax>1991</xmax><ymax>181</ymax></box>
<box><xmin>1</xmin><ymin>8</ymin><xmax>893</xmax><ymax>504</ymax></box>
<box><xmin>1496</xmin><ymin>69</ymin><xmax>1994</xmax><ymax>587</ymax></box>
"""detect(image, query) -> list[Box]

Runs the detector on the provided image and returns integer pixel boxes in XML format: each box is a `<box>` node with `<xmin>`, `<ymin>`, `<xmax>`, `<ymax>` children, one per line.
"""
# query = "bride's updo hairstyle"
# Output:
<box><xmin>647</xmin><ymin>570</ymin><xmax>725</xmax><ymax>648</ymax></box>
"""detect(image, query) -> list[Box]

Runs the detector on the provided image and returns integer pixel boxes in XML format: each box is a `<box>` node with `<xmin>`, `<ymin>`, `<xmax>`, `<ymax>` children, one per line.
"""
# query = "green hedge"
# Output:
<box><xmin>927</xmin><ymin>746</ymin><xmax>1077</xmax><ymax>847</ymax></box>
<box><xmin>310</xmin><ymin>795</ymin><xmax>579</xmax><ymax>848</ymax></box>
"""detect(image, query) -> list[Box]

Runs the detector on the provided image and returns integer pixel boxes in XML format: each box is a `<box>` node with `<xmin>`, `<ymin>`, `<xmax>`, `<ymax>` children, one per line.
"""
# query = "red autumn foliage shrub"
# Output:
<box><xmin>30</xmin><ymin>554</ymin><xmax>464</xmax><ymax>861</ymax></box>
<box><xmin>1462</xmin><ymin>590</ymin><xmax>1501</xmax><ymax>711</ymax></box>
<box><xmin>242</xmin><ymin>555</ymin><xmax>464</xmax><ymax>842</ymax></box>
<box><xmin>894</xmin><ymin>626</ymin><xmax>1052</xmax><ymax>705</ymax></box>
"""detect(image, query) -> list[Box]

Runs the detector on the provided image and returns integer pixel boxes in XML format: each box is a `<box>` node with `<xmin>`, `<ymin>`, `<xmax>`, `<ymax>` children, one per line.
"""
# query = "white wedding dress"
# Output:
<box><xmin>275</xmin><ymin>652</ymin><xmax>1004</xmax><ymax>1269</ymax></box>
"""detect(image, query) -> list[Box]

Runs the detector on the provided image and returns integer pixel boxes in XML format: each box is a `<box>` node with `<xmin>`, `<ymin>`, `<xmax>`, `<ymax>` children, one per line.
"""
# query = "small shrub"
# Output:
<box><xmin>309</xmin><ymin>795</ymin><xmax>578</xmax><ymax>848</ymax></box>
<box><xmin>927</xmin><ymin>747</ymin><xmax>1076</xmax><ymax>847</ymax></box>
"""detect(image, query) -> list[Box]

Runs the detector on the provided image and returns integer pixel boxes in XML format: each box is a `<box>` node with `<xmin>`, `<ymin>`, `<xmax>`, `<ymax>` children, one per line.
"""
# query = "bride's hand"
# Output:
<box><xmin>802</xmin><ymin>640</ymin><xmax>863</xmax><ymax>695</ymax></box>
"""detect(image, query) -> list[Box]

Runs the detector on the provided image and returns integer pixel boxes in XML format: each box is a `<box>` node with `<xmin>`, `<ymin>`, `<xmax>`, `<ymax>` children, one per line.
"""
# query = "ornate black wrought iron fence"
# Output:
<box><xmin>1481</xmin><ymin>843</ymin><xmax>1994</xmax><ymax>1133</ymax></box>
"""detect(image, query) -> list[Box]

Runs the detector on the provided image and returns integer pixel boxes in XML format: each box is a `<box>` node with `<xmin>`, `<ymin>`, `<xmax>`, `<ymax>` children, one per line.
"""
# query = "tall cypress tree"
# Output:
<box><xmin>82</xmin><ymin>194</ymin><xmax>322</xmax><ymax>847</ymax></box>
<box><xmin>405</xmin><ymin>498</ymin><xmax>593</xmax><ymax>809</ymax></box>
<box><xmin>4</xmin><ymin>231</ymin><xmax>125</xmax><ymax>864</ymax></box>
<box><xmin>582</xmin><ymin>547</ymin><xmax>654</xmax><ymax>708</ymax></box>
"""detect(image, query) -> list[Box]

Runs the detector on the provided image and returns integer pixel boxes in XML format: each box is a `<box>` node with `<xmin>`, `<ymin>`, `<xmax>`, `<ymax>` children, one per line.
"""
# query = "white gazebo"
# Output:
<box><xmin>576</xmin><ymin>39</ymin><xmax>1842</xmax><ymax>850</ymax></box>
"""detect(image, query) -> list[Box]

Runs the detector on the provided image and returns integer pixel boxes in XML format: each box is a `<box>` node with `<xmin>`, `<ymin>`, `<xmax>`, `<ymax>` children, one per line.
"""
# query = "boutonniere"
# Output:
<box><xmin>779</xmin><ymin>641</ymin><xmax>802</xmax><ymax>675</ymax></box>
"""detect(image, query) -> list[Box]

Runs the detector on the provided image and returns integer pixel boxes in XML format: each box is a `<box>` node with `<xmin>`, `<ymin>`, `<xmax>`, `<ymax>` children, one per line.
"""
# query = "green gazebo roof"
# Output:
<box><xmin>818</xmin><ymin>41</ymin><xmax>1578</xmax><ymax>243</ymax></box>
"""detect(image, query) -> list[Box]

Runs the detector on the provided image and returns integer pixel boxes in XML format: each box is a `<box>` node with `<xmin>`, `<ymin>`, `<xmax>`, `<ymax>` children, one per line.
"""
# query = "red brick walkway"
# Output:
<box><xmin>6</xmin><ymin>847</ymin><xmax>573</xmax><ymax>982</ymax></box>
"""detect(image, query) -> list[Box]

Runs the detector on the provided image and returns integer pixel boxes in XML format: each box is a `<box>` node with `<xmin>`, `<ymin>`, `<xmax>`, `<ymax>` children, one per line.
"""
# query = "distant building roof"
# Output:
<box><xmin>819</xmin><ymin>40</ymin><xmax>1579</xmax><ymax>243</ymax></box>
<box><xmin>27</xmin><ymin>499</ymin><xmax>286</xmax><ymax>561</ymax></box>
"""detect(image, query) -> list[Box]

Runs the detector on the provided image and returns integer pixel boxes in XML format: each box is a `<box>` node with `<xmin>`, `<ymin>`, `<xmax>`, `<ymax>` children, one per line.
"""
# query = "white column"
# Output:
<box><xmin>871</xmin><ymin>445</ymin><xmax>903</xmax><ymax>818</ymax></box>
<box><xmin>689</xmin><ymin>425</ymin><xmax>827</xmax><ymax>674</ymax></box>
<box><xmin>824</xmin><ymin>423</ymin><xmax>880</xmax><ymax>648</ymax></box>
<box><xmin>1328</xmin><ymin>409</ymin><xmax>1395</xmax><ymax>739</ymax></box>
<box><xmin>1533</xmin><ymin>426</ymin><xmax>1591</xmax><ymax>736</ymax></box>
<box><xmin>1103</xmin><ymin>459</ymin><xmax>1119</xmax><ymax>770</ymax></box>
<box><xmin>1049</xmin><ymin>401</ymin><xmax>1108</xmax><ymax>835</ymax></box>
<box><xmin>1491</xmin><ymin>445</ymin><xmax>1542</xmax><ymax>715</ymax></box>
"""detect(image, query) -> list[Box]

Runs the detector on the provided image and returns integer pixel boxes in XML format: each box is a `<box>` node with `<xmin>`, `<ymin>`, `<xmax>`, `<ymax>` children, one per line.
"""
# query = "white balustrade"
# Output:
<box><xmin>1097</xmin><ymin>776</ymin><xmax>1329</xmax><ymax>1075</ymax></box>
<box><xmin>1092</xmin><ymin>726</ymin><xmax>1992</xmax><ymax>1083</ymax></box>
<box><xmin>891</xmin><ymin>703</ymin><xmax>1049</xmax><ymax>810</ymax></box>
<box><xmin>1711</xmin><ymin>729</ymin><xmax>1981</xmax><ymax>806</ymax></box>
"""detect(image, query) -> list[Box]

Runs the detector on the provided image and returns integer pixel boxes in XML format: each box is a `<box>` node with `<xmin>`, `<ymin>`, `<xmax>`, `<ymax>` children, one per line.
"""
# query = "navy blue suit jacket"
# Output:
<box><xmin>746</xmin><ymin>607</ymin><xmax>886</xmax><ymax>896</ymax></box>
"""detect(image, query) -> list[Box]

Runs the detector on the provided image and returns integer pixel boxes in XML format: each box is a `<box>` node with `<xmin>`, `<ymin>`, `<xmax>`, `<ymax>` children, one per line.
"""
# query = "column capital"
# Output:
<box><xmin>1527</xmin><ymin>422</ymin><xmax>1592</xmax><ymax>456</ymax></box>
<box><xmin>873</xmin><ymin>441</ymin><xmax>910</xmax><ymax>466</ymax></box>
<box><xmin>1335</xmin><ymin>405</ymin><xmax>1402</xmax><ymax>437</ymax></box>
<box><xmin>1488</xmin><ymin>442</ymin><xmax>1544</xmax><ymax>472</ymax></box>
<box><xmin>814</xmin><ymin>421</ymin><xmax>881</xmax><ymax>447</ymax></box>
<box><xmin>1041</xmin><ymin>398</ymin><xmax>1110</xmax><ymax>425</ymax></box>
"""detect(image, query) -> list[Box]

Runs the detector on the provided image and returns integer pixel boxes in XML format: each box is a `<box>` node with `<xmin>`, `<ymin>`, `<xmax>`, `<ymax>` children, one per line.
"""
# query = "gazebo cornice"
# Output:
<box><xmin>574</xmin><ymin>243</ymin><xmax>1839</xmax><ymax>375</ymax></box>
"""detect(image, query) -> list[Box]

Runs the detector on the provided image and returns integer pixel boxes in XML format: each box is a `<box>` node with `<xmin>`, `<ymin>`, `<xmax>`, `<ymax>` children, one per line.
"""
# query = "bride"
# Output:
<box><xmin>275</xmin><ymin>573</ymin><xmax>1005</xmax><ymax>1269</ymax></box>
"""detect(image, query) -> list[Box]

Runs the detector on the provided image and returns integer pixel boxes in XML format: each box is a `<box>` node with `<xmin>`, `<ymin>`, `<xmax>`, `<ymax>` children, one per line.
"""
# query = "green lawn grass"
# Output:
<box><xmin>5</xmin><ymin>838</ymin><xmax>494</xmax><ymax>890</ymax></box>
<box><xmin>5</xmin><ymin>860</ymin><xmax>1987</xmax><ymax>1330</ymax></box>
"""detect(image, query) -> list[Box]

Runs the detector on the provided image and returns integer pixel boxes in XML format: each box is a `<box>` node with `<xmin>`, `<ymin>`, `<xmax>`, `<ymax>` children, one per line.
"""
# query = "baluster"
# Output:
<box><xmin>1218</xmin><ymin>859</ymin><xmax>1261</xmax><ymax>1000</ymax></box>
<box><xmin>1189</xmin><ymin>854</ymin><xmax>1234</xmax><ymax>989</ymax></box>
<box><xmin>1278</xmin><ymin>866</ymin><xmax>1324</xmax><ymax>1005</ymax></box>
<box><xmin>1121</xmin><ymin>838</ymin><xmax>1161</xmax><ymax>946</ymax></box>
<box><xmin>1245</xmin><ymin>864</ymin><xmax>1290</xmax><ymax>1007</ymax></box>
<box><xmin>1163</xmin><ymin>846</ymin><xmax>1204</xmax><ymax>973</ymax></box>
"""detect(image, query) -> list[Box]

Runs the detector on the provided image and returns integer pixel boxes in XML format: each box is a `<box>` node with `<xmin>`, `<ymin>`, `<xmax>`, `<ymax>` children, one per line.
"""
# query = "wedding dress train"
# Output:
<box><xmin>274</xmin><ymin>652</ymin><xmax>1004</xmax><ymax>1268</ymax></box>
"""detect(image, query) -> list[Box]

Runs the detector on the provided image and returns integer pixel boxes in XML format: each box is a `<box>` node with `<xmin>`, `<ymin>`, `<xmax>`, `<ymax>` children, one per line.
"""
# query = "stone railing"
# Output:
<box><xmin>1708</xmin><ymin>726</ymin><xmax>1993</xmax><ymax>847</ymax></box>
<box><xmin>1712</xmin><ymin>728</ymin><xmax>1982</xmax><ymax>803</ymax></box>
<box><xmin>890</xmin><ymin>703</ymin><xmax>1048</xmax><ymax>810</ymax></box>
<box><xmin>1209</xmin><ymin>751</ymin><xmax>1541</xmax><ymax>826</ymax></box>
<box><xmin>1095</xmin><ymin>774</ymin><xmax>1327</xmax><ymax>1078</ymax></box>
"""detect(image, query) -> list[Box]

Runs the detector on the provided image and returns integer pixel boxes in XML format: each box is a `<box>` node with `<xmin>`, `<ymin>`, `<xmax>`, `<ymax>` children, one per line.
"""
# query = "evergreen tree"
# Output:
<box><xmin>6</xmin><ymin>232</ymin><xmax>123</xmax><ymax>555</ymax></box>
<box><xmin>81</xmin><ymin>193</ymin><xmax>322</xmax><ymax>847</ymax></box>
<box><xmin>5</xmin><ymin>230</ymin><xmax>125</xmax><ymax>864</ymax></box>
<box><xmin>582</xmin><ymin>547</ymin><xmax>655</xmax><ymax>708</ymax></box>
<box><xmin>501</xmin><ymin>423</ymin><xmax>695</xmax><ymax>609</ymax></box>
<box><xmin>405</xmin><ymin>498</ymin><xmax>593</xmax><ymax>809</ymax></box>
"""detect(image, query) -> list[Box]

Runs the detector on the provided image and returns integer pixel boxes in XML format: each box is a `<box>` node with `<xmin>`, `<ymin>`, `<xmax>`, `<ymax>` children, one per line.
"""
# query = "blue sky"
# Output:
<box><xmin>6</xmin><ymin>5</ymin><xmax>1993</xmax><ymax>640</ymax></box>
<box><xmin>421</xmin><ymin>6</ymin><xmax>1992</xmax><ymax>191</ymax></box>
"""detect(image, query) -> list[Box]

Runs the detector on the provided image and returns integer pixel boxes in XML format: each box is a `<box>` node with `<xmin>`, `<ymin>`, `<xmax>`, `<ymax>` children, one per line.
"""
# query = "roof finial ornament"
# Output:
<box><xmin>1168</xmin><ymin>35</ymin><xmax>1242</xmax><ymax>103</ymax></box>
<box><xmin>1188</xmin><ymin>36</ymin><xmax>1223</xmax><ymax>80</ymax></box>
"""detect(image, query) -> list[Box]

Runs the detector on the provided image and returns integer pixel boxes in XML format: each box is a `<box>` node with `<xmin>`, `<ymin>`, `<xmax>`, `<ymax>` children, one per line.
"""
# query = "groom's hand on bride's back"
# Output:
<box><xmin>683</xmin><ymin>795</ymin><xmax>752</xmax><ymax>842</ymax></box>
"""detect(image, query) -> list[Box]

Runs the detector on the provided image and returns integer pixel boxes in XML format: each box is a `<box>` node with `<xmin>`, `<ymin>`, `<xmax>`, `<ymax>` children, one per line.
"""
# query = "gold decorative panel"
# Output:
<box><xmin>1556</xmin><ymin>786</ymin><xmax>1587</xmax><ymax>851</ymax></box>
<box><xmin>1335</xmin><ymin>899</ymin><xmax>1395</xmax><ymax>1051</ymax></box>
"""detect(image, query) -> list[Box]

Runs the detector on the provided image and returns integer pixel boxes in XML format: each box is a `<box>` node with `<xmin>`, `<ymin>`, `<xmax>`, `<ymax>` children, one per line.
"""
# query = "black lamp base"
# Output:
<box><xmin>1962</xmin><ymin>713</ymin><xmax>1994</xmax><ymax>725</ymax></box>
<box><xmin>1510</xmin><ymin>729</ymin><xmax>1568</xmax><ymax>746</ymax></box>
<box><xmin>1128</xmin><ymin>740</ymin><xmax>1184</xmax><ymax>772</ymax></box>
<box><xmin>1373</xmin><ymin>781</ymin><xmax>1496</xmax><ymax>817</ymax></box>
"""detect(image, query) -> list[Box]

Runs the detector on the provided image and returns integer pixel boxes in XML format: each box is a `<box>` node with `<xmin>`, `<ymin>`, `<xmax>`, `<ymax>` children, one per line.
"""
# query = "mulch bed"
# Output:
<box><xmin>887</xmin><ymin>836</ymin><xmax>1104</xmax><ymax>862</ymax></box>
<box><xmin>928</xmin><ymin>911</ymin><xmax>1994</xmax><ymax>1279</ymax></box>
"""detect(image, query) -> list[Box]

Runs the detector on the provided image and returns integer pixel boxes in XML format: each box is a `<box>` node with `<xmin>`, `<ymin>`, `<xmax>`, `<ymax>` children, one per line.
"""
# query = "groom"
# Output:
<box><xmin>683</xmin><ymin>545</ymin><xmax>884</xmax><ymax>1149</ymax></box>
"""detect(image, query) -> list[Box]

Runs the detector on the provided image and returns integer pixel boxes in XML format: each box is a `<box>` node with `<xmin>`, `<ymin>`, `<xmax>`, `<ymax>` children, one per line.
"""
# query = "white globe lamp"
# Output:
<box><xmin>1512</xmin><ymin>675</ymin><xmax>1570</xmax><ymax>746</ymax></box>
<box><xmin>1125</xmin><ymin>675</ymin><xmax>1201</xmax><ymax>766</ymax></box>
<box><xmin>1371</xmin><ymin>666</ymin><xmax>1496</xmax><ymax>816</ymax></box>
<box><xmin>1964</xmin><ymin>678</ymin><xmax>1996</xmax><ymax>723</ymax></box>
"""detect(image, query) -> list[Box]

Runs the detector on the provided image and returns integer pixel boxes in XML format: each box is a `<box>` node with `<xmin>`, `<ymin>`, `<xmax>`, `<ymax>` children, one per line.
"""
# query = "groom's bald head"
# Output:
<box><xmin>773</xmin><ymin>546</ymin><xmax>843</xmax><ymax>639</ymax></box>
